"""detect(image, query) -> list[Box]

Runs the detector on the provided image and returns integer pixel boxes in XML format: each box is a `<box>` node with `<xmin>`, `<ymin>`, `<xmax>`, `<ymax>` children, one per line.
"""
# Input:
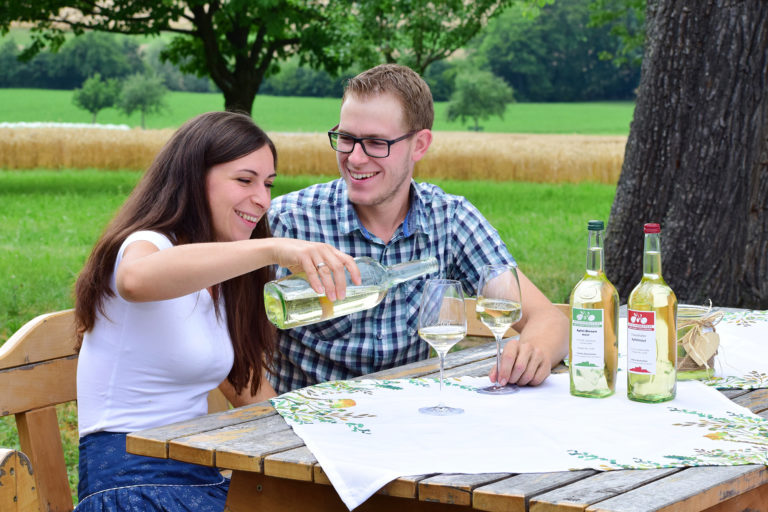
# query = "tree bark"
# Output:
<box><xmin>606</xmin><ymin>0</ymin><xmax>768</xmax><ymax>308</ymax></box>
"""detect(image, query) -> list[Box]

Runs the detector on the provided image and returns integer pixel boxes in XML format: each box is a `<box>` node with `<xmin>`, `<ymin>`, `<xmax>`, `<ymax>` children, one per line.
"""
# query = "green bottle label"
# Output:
<box><xmin>571</xmin><ymin>307</ymin><xmax>604</xmax><ymax>368</ymax></box>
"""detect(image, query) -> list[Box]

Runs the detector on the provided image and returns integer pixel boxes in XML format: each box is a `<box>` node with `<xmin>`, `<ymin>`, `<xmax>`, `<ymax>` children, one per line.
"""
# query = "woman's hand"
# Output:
<box><xmin>269</xmin><ymin>238</ymin><xmax>361</xmax><ymax>301</ymax></box>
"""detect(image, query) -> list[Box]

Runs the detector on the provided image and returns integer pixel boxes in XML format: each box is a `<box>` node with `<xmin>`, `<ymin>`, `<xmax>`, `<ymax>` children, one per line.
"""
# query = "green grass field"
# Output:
<box><xmin>0</xmin><ymin>88</ymin><xmax>635</xmax><ymax>134</ymax></box>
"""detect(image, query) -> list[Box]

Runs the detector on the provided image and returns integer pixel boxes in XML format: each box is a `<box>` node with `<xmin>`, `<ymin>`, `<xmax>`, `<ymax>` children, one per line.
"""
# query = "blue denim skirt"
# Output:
<box><xmin>75</xmin><ymin>431</ymin><xmax>229</xmax><ymax>511</ymax></box>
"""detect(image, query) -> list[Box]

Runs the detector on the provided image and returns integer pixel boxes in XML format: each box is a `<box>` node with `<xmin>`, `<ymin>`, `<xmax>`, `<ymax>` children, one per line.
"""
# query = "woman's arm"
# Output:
<box><xmin>116</xmin><ymin>237</ymin><xmax>360</xmax><ymax>303</ymax></box>
<box><xmin>218</xmin><ymin>373</ymin><xmax>277</xmax><ymax>408</ymax></box>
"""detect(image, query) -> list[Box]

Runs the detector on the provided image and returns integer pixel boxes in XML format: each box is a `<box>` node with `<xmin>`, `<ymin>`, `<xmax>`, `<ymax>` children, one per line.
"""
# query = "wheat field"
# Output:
<box><xmin>0</xmin><ymin>127</ymin><xmax>627</xmax><ymax>183</ymax></box>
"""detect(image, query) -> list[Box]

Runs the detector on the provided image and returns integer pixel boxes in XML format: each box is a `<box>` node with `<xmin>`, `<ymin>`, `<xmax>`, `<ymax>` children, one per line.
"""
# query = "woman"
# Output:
<box><xmin>73</xmin><ymin>111</ymin><xmax>357</xmax><ymax>511</ymax></box>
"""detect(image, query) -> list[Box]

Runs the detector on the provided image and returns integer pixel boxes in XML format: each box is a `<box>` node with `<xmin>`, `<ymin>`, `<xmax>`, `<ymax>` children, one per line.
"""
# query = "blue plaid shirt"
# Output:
<box><xmin>267</xmin><ymin>179</ymin><xmax>515</xmax><ymax>393</ymax></box>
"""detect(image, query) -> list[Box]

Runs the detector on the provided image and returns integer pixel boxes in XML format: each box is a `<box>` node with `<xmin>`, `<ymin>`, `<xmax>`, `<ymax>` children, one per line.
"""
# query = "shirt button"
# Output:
<box><xmin>377</xmin><ymin>334</ymin><xmax>383</xmax><ymax>340</ymax></box>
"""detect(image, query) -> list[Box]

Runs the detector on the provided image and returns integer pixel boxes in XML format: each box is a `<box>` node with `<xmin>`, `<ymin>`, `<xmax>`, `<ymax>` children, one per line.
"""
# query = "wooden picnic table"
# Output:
<box><xmin>126</xmin><ymin>328</ymin><xmax>768</xmax><ymax>512</ymax></box>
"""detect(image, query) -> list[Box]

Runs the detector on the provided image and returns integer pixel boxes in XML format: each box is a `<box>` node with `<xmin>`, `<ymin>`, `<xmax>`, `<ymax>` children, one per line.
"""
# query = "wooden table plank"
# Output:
<box><xmin>167</xmin><ymin>416</ymin><xmax>303</xmax><ymax>472</ymax></box>
<box><xmin>264</xmin><ymin>445</ymin><xmax>316</xmax><ymax>481</ymax></box>
<box><xmin>585</xmin><ymin>465</ymin><xmax>768</xmax><ymax>511</ymax></box>
<box><xmin>719</xmin><ymin>388</ymin><xmax>751</xmax><ymax>400</ymax></box>
<box><xmin>313</xmin><ymin>464</ymin><xmax>433</xmax><ymax>499</ymax></box>
<box><xmin>731</xmin><ymin>388</ymin><xmax>768</xmax><ymax>415</ymax></box>
<box><xmin>418</xmin><ymin>473</ymin><xmax>512</xmax><ymax>506</ymax></box>
<box><xmin>472</xmin><ymin>471</ymin><xmax>597</xmax><ymax>512</ymax></box>
<box><xmin>529</xmin><ymin>468</ymin><xmax>680</xmax><ymax>512</ymax></box>
<box><xmin>126</xmin><ymin>402</ymin><xmax>275</xmax><ymax>458</ymax></box>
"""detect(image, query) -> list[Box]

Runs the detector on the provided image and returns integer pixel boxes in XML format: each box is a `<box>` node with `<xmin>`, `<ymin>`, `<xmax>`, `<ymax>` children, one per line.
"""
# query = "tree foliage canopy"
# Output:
<box><xmin>471</xmin><ymin>0</ymin><xmax>641</xmax><ymax>101</ymax></box>
<box><xmin>0</xmin><ymin>0</ymin><xmax>548</xmax><ymax>114</ymax></box>
<box><xmin>0</xmin><ymin>0</ymin><xmax>354</xmax><ymax>114</ymax></box>
<box><xmin>349</xmin><ymin>0</ymin><xmax>545</xmax><ymax>75</ymax></box>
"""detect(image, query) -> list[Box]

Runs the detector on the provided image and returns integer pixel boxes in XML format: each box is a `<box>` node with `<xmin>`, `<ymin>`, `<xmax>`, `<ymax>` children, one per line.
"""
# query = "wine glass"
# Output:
<box><xmin>418</xmin><ymin>279</ymin><xmax>466</xmax><ymax>416</ymax></box>
<box><xmin>476</xmin><ymin>263</ymin><xmax>523</xmax><ymax>394</ymax></box>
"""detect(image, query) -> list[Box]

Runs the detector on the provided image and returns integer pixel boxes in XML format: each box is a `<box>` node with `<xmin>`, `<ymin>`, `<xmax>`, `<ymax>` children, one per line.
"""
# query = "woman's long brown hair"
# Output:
<box><xmin>74</xmin><ymin>111</ymin><xmax>276</xmax><ymax>397</ymax></box>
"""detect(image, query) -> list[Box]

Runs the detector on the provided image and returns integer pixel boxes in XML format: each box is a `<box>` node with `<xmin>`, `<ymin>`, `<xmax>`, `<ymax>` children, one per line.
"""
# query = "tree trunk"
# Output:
<box><xmin>222</xmin><ymin>84</ymin><xmax>259</xmax><ymax>116</ymax></box>
<box><xmin>606</xmin><ymin>0</ymin><xmax>768</xmax><ymax>309</ymax></box>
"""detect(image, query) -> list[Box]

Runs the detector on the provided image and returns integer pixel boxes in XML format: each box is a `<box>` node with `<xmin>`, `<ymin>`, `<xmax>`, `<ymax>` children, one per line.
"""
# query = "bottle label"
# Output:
<box><xmin>627</xmin><ymin>309</ymin><xmax>657</xmax><ymax>375</ymax></box>
<box><xmin>571</xmin><ymin>307</ymin><xmax>605</xmax><ymax>368</ymax></box>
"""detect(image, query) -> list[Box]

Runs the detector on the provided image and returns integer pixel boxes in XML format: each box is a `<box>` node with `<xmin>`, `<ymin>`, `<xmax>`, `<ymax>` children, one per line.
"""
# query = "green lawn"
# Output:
<box><xmin>0</xmin><ymin>88</ymin><xmax>635</xmax><ymax>134</ymax></box>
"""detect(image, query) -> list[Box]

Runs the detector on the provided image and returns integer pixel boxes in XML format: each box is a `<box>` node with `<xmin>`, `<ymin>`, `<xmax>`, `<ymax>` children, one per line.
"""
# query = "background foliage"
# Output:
<box><xmin>0</xmin><ymin>0</ymin><xmax>642</xmax><ymax>105</ymax></box>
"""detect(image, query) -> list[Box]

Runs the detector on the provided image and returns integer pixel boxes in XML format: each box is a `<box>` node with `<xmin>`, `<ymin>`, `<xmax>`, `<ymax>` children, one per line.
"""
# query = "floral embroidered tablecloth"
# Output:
<box><xmin>270</xmin><ymin>373</ymin><xmax>768</xmax><ymax>510</ymax></box>
<box><xmin>618</xmin><ymin>309</ymin><xmax>768</xmax><ymax>389</ymax></box>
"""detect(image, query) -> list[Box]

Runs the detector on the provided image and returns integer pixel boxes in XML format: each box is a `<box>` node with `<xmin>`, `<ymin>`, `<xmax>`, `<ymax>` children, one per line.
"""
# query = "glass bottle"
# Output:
<box><xmin>569</xmin><ymin>220</ymin><xmax>619</xmax><ymax>398</ymax></box>
<box><xmin>264</xmin><ymin>256</ymin><xmax>439</xmax><ymax>329</ymax></box>
<box><xmin>627</xmin><ymin>223</ymin><xmax>678</xmax><ymax>403</ymax></box>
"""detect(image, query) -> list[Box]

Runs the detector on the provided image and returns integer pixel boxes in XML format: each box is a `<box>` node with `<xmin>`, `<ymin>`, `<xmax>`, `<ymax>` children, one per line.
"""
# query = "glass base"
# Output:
<box><xmin>418</xmin><ymin>404</ymin><xmax>464</xmax><ymax>415</ymax></box>
<box><xmin>477</xmin><ymin>383</ymin><xmax>520</xmax><ymax>395</ymax></box>
<box><xmin>627</xmin><ymin>393</ymin><xmax>675</xmax><ymax>403</ymax></box>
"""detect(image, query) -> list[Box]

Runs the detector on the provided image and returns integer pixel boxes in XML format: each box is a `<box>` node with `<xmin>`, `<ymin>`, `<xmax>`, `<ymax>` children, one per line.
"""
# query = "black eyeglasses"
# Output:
<box><xmin>327</xmin><ymin>125</ymin><xmax>418</xmax><ymax>158</ymax></box>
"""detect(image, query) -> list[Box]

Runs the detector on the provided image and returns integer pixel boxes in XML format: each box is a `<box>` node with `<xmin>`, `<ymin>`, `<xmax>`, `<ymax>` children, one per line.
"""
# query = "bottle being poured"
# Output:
<box><xmin>264</xmin><ymin>256</ymin><xmax>439</xmax><ymax>329</ymax></box>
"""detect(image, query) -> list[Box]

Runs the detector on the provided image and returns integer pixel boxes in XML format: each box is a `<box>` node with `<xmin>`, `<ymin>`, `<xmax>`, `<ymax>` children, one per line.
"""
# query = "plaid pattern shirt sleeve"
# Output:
<box><xmin>266</xmin><ymin>179</ymin><xmax>515</xmax><ymax>393</ymax></box>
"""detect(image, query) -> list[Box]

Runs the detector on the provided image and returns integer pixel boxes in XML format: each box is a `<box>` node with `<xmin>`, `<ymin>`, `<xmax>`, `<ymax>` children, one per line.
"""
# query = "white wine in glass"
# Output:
<box><xmin>476</xmin><ymin>264</ymin><xmax>523</xmax><ymax>395</ymax></box>
<box><xmin>418</xmin><ymin>279</ymin><xmax>466</xmax><ymax>416</ymax></box>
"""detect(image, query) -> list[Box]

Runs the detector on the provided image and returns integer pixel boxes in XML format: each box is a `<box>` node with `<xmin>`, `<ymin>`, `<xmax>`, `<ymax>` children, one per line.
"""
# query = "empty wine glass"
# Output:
<box><xmin>476</xmin><ymin>263</ymin><xmax>523</xmax><ymax>394</ymax></box>
<box><xmin>418</xmin><ymin>279</ymin><xmax>466</xmax><ymax>416</ymax></box>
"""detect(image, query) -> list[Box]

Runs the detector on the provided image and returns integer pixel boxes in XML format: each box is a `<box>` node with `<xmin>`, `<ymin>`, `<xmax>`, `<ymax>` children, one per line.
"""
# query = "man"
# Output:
<box><xmin>268</xmin><ymin>64</ymin><xmax>568</xmax><ymax>393</ymax></box>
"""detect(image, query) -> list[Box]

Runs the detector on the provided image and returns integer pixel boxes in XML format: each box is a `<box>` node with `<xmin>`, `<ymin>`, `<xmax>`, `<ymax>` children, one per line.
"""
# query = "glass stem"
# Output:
<box><xmin>495</xmin><ymin>334</ymin><xmax>502</xmax><ymax>386</ymax></box>
<box><xmin>438</xmin><ymin>353</ymin><xmax>446</xmax><ymax>405</ymax></box>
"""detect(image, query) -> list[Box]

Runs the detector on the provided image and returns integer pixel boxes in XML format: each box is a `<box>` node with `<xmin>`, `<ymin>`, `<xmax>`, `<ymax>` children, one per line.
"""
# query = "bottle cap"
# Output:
<box><xmin>644</xmin><ymin>223</ymin><xmax>661</xmax><ymax>233</ymax></box>
<box><xmin>588</xmin><ymin>220</ymin><xmax>604</xmax><ymax>231</ymax></box>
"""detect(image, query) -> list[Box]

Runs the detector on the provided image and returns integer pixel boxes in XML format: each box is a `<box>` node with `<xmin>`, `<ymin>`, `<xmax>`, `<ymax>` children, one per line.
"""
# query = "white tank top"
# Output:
<box><xmin>77</xmin><ymin>231</ymin><xmax>234</xmax><ymax>436</ymax></box>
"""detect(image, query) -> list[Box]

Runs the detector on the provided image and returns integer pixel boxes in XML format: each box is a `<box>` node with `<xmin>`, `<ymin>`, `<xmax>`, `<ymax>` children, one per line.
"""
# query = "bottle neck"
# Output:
<box><xmin>642</xmin><ymin>232</ymin><xmax>663</xmax><ymax>279</ymax></box>
<box><xmin>586</xmin><ymin>229</ymin><xmax>605</xmax><ymax>275</ymax></box>
<box><xmin>386</xmin><ymin>257</ymin><xmax>439</xmax><ymax>285</ymax></box>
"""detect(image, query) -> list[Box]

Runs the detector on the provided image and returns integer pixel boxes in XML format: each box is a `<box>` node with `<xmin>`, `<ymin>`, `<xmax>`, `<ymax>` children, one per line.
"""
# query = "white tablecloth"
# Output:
<box><xmin>271</xmin><ymin>373</ymin><xmax>768</xmax><ymax>510</ymax></box>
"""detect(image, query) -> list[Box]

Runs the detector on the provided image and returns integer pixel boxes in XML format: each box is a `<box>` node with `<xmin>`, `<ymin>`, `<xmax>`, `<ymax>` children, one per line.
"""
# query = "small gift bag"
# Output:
<box><xmin>676</xmin><ymin>302</ymin><xmax>722</xmax><ymax>380</ymax></box>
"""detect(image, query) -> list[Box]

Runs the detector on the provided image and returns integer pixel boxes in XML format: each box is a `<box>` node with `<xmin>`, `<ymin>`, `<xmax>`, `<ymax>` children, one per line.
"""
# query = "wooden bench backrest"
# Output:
<box><xmin>0</xmin><ymin>448</ymin><xmax>39</xmax><ymax>511</ymax></box>
<box><xmin>0</xmin><ymin>310</ymin><xmax>78</xmax><ymax>512</ymax></box>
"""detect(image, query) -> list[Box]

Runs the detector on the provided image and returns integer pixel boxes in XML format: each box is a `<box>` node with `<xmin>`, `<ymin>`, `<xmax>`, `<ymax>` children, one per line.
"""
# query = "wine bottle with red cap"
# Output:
<box><xmin>627</xmin><ymin>223</ymin><xmax>678</xmax><ymax>403</ymax></box>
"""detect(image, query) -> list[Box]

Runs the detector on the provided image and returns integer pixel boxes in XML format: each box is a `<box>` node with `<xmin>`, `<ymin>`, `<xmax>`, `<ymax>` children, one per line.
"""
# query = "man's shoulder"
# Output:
<box><xmin>271</xmin><ymin>179</ymin><xmax>343</xmax><ymax>211</ymax></box>
<box><xmin>413</xmin><ymin>181</ymin><xmax>471</xmax><ymax>210</ymax></box>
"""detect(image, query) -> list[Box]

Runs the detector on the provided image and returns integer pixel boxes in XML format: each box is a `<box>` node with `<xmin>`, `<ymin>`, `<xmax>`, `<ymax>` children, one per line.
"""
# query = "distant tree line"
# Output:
<box><xmin>1</xmin><ymin>0</ymin><xmax>640</xmax><ymax>103</ymax></box>
<box><xmin>0</xmin><ymin>32</ymin><xmax>213</xmax><ymax>93</ymax></box>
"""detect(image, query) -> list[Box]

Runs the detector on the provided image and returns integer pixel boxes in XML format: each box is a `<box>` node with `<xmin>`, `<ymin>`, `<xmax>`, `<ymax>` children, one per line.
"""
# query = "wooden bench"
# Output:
<box><xmin>0</xmin><ymin>448</ymin><xmax>39</xmax><ymax>511</ymax></box>
<box><xmin>0</xmin><ymin>309</ymin><xmax>231</xmax><ymax>511</ymax></box>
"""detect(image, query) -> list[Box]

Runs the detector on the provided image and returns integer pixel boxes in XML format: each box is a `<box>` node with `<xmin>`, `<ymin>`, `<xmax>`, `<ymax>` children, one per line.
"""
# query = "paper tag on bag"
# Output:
<box><xmin>682</xmin><ymin>331</ymin><xmax>720</xmax><ymax>366</ymax></box>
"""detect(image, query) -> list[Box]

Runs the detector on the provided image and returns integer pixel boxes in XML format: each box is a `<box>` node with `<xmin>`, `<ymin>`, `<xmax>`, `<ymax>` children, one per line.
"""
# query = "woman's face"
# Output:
<box><xmin>205</xmin><ymin>145</ymin><xmax>275</xmax><ymax>242</ymax></box>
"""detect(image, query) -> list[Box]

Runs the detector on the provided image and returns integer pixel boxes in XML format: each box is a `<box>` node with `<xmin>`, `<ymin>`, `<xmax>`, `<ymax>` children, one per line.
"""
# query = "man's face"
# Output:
<box><xmin>336</xmin><ymin>92</ymin><xmax>416</xmax><ymax>211</ymax></box>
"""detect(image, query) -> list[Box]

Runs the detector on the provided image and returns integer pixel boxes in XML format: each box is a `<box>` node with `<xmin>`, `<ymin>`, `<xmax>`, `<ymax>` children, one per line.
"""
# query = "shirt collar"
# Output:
<box><xmin>335</xmin><ymin>180</ymin><xmax>430</xmax><ymax>241</ymax></box>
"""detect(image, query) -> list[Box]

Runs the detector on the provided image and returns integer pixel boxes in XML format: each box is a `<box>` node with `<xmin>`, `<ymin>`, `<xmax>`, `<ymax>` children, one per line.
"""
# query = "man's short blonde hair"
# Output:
<box><xmin>342</xmin><ymin>64</ymin><xmax>434</xmax><ymax>131</ymax></box>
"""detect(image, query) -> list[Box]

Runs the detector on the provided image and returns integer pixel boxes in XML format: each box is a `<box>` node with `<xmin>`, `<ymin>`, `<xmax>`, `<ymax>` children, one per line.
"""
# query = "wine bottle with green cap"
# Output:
<box><xmin>569</xmin><ymin>220</ymin><xmax>619</xmax><ymax>398</ymax></box>
<box><xmin>627</xmin><ymin>222</ymin><xmax>678</xmax><ymax>403</ymax></box>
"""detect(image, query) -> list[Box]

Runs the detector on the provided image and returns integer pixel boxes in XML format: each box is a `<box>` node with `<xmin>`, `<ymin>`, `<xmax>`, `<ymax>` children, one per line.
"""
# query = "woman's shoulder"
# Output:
<box><xmin>121</xmin><ymin>230</ymin><xmax>175</xmax><ymax>251</ymax></box>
